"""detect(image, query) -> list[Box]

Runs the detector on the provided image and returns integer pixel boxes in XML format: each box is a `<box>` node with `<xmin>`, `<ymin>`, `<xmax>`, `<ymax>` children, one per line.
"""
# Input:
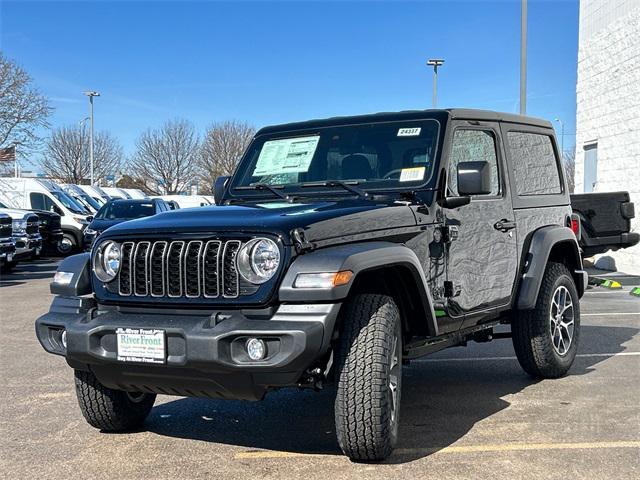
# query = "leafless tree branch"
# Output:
<box><xmin>199</xmin><ymin>120</ymin><xmax>255</xmax><ymax>192</ymax></box>
<box><xmin>41</xmin><ymin>125</ymin><xmax>123</xmax><ymax>184</ymax></box>
<box><xmin>0</xmin><ymin>52</ymin><xmax>52</xmax><ymax>151</ymax></box>
<box><xmin>129</xmin><ymin>119</ymin><xmax>200</xmax><ymax>194</ymax></box>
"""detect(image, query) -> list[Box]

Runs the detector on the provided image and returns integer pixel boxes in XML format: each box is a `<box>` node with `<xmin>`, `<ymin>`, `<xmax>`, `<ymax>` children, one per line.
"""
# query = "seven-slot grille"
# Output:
<box><xmin>118</xmin><ymin>239</ymin><xmax>244</xmax><ymax>299</ymax></box>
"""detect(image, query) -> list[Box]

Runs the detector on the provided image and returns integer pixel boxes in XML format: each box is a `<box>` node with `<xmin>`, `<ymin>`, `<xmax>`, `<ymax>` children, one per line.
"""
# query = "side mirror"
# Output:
<box><xmin>214</xmin><ymin>176</ymin><xmax>230</xmax><ymax>205</ymax></box>
<box><xmin>457</xmin><ymin>161</ymin><xmax>491</xmax><ymax>196</ymax></box>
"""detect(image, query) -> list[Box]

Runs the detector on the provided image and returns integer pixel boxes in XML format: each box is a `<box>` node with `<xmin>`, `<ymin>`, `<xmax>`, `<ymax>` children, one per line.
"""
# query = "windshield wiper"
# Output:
<box><xmin>236</xmin><ymin>183</ymin><xmax>289</xmax><ymax>200</ymax></box>
<box><xmin>300</xmin><ymin>180</ymin><xmax>369</xmax><ymax>199</ymax></box>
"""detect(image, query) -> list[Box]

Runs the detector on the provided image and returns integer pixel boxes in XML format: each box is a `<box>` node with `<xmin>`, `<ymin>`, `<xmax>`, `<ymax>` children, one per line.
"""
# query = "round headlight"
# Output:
<box><xmin>94</xmin><ymin>240</ymin><xmax>121</xmax><ymax>282</ymax></box>
<box><xmin>237</xmin><ymin>238</ymin><xmax>280</xmax><ymax>284</ymax></box>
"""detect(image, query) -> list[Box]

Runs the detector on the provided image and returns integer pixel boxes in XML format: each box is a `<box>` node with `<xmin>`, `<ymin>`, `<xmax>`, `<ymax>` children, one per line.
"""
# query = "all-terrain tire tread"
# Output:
<box><xmin>334</xmin><ymin>293</ymin><xmax>400</xmax><ymax>461</ymax></box>
<box><xmin>74</xmin><ymin>370</ymin><xmax>155</xmax><ymax>431</ymax></box>
<box><xmin>512</xmin><ymin>262</ymin><xmax>580</xmax><ymax>379</ymax></box>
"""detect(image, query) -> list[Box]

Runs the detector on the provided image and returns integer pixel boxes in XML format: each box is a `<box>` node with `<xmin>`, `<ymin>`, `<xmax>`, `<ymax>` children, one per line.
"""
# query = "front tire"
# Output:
<box><xmin>512</xmin><ymin>262</ymin><xmax>580</xmax><ymax>378</ymax></box>
<box><xmin>334</xmin><ymin>293</ymin><xmax>402</xmax><ymax>462</ymax></box>
<box><xmin>74</xmin><ymin>370</ymin><xmax>156</xmax><ymax>431</ymax></box>
<box><xmin>56</xmin><ymin>233</ymin><xmax>77</xmax><ymax>256</ymax></box>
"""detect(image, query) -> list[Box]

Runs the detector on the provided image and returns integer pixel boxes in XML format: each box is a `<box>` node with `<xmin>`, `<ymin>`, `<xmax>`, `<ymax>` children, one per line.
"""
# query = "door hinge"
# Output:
<box><xmin>441</xmin><ymin>225</ymin><xmax>459</xmax><ymax>243</ymax></box>
<box><xmin>444</xmin><ymin>281</ymin><xmax>454</xmax><ymax>298</ymax></box>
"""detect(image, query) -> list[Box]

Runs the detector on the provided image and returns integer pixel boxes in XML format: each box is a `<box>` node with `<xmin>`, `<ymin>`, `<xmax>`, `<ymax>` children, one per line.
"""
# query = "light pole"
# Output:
<box><xmin>555</xmin><ymin>118</ymin><xmax>565</xmax><ymax>158</ymax></box>
<box><xmin>427</xmin><ymin>59</ymin><xmax>445</xmax><ymax>108</ymax></box>
<box><xmin>84</xmin><ymin>91</ymin><xmax>100</xmax><ymax>185</ymax></box>
<box><xmin>520</xmin><ymin>0</ymin><xmax>527</xmax><ymax>114</ymax></box>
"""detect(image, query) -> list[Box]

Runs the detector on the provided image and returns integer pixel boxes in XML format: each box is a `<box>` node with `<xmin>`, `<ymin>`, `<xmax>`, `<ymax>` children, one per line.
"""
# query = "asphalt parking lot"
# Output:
<box><xmin>1</xmin><ymin>258</ymin><xmax>639</xmax><ymax>479</ymax></box>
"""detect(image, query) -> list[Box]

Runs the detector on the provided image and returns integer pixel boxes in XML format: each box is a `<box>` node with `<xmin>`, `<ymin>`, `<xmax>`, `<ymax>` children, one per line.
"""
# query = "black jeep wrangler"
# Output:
<box><xmin>36</xmin><ymin>109</ymin><xmax>587</xmax><ymax>461</ymax></box>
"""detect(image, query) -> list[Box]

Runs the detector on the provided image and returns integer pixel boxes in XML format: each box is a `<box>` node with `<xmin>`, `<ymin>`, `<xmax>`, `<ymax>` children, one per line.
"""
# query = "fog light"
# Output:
<box><xmin>61</xmin><ymin>330</ymin><xmax>67</xmax><ymax>349</ymax></box>
<box><xmin>246</xmin><ymin>338</ymin><xmax>266</xmax><ymax>361</ymax></box>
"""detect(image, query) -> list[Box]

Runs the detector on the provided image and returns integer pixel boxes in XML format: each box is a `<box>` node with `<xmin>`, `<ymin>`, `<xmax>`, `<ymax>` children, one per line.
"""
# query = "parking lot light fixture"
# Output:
<box><xmin>427</xmin><ymin>59</ymin><xmax>445</xmax><ymax>108</ymax></box>
<box><xmin>83</xmin><ymin>91</ymin><xmax>100</xmax><ymax>186</ymax></box>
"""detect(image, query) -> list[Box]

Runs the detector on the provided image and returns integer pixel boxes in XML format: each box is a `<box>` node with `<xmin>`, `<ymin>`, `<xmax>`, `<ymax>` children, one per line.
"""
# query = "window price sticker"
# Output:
<box><xmin>399</xmin><ymin>166</ymin><xmax>426</xmax><ymax>182</ymax></box>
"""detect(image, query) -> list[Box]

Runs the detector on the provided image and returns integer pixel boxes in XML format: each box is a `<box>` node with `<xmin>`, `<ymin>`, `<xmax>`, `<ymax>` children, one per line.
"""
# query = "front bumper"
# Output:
<box><xmin>0</xmin><ymin>239</ymin><xmax>16</xmax><ymax>264</ymax></box>
<box><xmin>13</xmin><ymin>234</ymin><xmax>42</xmax><ymax>260</ymax></box>
<box><xmin>36</xmin><ymin>298</ymin><xmax>341</xmax><ymax>400</ymax></box>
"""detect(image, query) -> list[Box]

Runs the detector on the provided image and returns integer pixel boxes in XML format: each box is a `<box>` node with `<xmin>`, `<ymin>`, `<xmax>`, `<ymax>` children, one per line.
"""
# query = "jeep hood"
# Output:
<box><xmin>101</xmin><ymin>198</ymin><xmax>419</xmax><ymax>244</ymax></box>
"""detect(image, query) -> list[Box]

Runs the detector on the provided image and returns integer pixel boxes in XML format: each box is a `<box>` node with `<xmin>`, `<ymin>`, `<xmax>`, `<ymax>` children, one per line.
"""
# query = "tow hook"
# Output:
<box><xmin>298</xmin><ymin>367</ymin><xmax>325</xmax><ymax>391</ymax></box>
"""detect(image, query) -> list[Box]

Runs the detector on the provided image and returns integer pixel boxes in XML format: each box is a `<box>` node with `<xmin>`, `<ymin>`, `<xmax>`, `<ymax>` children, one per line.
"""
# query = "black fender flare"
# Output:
<box><xmin>50</xmin><ymin>253</ymin><xmax>93</xmax><ymax>296</ymax></box>
<box><xmin>279</xmin><ymin>241</ymin><xmax>438</xmax><ymax>337</ymax></box>
<box><xmin>516</xmin><ymin>225</ymin><xmax>586</xmax><ymax>310</ymax></box>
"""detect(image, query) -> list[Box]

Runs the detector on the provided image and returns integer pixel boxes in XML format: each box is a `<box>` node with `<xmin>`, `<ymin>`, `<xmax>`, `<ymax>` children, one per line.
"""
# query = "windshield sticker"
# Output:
<box><xmin>397</xmin><ymin>127</ymin><xmax>421</xmax><ymax>137</ymax></box>
<box><xmin>399</xmin><ymin>166</ymin><xmax>426</xmax><ymax>182</ymax></box>
<box><xmin>253</xmin><ymin>135</ymin><xmax>320</xmax><ymax>177</ymax></box>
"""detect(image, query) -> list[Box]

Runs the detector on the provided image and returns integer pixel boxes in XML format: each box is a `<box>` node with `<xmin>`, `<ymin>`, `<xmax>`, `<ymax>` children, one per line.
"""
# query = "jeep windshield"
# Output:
<box><xmin>230</xmin><ymin>120</ymin><xmax>440</xmax><ymax>197</ymax></box>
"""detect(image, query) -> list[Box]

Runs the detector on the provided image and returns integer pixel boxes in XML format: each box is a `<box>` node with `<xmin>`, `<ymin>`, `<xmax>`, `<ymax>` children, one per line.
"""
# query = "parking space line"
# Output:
<box><xmin>234</xmin><ymin>441</ymin><xmax>640</xmax><ymax>459</ymax></box>
<box><xmin>582</xmin><ymin>312</ymin><xmax>639</xmax><ymax>316</ymax></box>
<box><xmin>413</xmin><ymin>352</ymin><xmax>640</xmax><ymax>363</ymax></box>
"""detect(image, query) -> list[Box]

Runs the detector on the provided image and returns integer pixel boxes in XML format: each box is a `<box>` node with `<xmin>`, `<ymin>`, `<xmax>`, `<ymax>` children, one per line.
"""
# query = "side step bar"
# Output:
<box><xmin>404</xmin><ymin>321</ymin><xmax>510</xmax><ymax>360</ymax></box>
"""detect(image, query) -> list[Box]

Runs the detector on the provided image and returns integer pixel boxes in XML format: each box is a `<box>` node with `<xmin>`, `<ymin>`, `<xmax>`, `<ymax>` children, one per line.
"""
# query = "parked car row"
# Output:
<box><xmin>0</xmin><ymin>178</ymin><xmax>215</xmax><ymax>271</ymax></box>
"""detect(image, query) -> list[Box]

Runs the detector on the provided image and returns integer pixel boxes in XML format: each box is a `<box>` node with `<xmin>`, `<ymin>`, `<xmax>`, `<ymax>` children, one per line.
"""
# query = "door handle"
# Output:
<box><xmin>494</xmin><ymin>219</ymin><xmax>516</xmax><ymax>232</ymax></box>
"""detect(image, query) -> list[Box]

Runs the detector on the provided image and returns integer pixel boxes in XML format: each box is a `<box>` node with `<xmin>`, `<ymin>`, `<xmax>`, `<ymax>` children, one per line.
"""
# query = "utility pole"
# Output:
<box><xmin>520</xmin><ymin>0</ymin><xmax>527</xmax><ymax>114</ymax></box>
<box><xmin>555</xmin><ymin>118</ymin><xmax>565</xmax><ymax>158</ymax></box>
<box><xmin>427</xmin><ymin>59</ymin><xmax>445</xmax><ymax>108</ymax></box>
<box><xmin>84</xmin><ymin>91</ymin><xmax>100</xmax><ymax>185</ymax></box>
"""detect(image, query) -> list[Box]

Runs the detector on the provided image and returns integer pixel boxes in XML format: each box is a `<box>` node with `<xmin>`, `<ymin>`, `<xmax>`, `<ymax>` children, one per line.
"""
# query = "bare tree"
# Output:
<box><xmin>0</xmin><ymin>52</ymin><xmax>52</xmax><ymax>150</ymax></box>
<box><xmin>41</xmin><ymin>125</ymin><xmax>123</xmax><ymax>184</ymax></box>
<box><xmin>199</xmin><ymin>120</ymin><xmax>255</xmax><ymax>191</ymax></box>
<box><xmin>130</xmin><ymin>119</ymin><xmax>200</xmax><ymax>194</ymax></box>
<box><xmin>563</xmin><ymin>150</ymin><xmax>575</xmax><ymax>193</ymax></box>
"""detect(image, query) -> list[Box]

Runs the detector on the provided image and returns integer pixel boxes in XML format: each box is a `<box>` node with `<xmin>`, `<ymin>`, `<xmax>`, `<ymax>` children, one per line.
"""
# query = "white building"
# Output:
<box><xmin>575</xmin><ymin>0</ymin><xmax>640</xmax><ymax>274</ymax></box>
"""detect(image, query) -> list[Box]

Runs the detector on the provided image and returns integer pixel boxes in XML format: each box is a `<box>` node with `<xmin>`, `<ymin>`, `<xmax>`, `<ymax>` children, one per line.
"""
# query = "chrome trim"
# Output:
<box><xmin>184</xmin><ymin>240</ymin><xmax>203</xmax><ymax>298</ymax></box>
<box><xmin>150</xmin><ymin>241</ymin><xmax>168</xmax><ymax>297</ymax></box>
<box><xmin>118</xmin><ymin>241</ymin><xmax>135</xmax><ymax>296</ymax></box>
<box><xmin>222</xmin><ymin>240</ymin><xmax>241</xmax><ymax>298</ymax></box>
<box><xmin>133</xmin><ymin>241</ymin><xmax>151</xmax><ymax>297</ymax></box>
<box><xmin>167</xmin><ymin>241</ymin><xmax>185</xmax><ymax>298</ymax></box>
<box><xmin>202</xmin><ymin>240</ymin><xmax>222</xmax><ymax>298</ymax></box>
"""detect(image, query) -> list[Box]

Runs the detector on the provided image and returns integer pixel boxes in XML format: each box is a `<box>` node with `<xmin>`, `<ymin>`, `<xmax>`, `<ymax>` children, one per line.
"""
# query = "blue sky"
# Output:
<box><xmin>1</xmin><ymin>0</ymin><xmax>579</xmax><ymax>168</ymax></box>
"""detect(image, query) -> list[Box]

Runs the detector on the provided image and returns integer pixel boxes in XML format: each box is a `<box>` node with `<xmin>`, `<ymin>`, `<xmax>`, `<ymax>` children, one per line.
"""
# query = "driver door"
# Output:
<box><xmin>443</xmin><ymin>122</ymin><xmax>518</xmax><ymax>327</ymax></box>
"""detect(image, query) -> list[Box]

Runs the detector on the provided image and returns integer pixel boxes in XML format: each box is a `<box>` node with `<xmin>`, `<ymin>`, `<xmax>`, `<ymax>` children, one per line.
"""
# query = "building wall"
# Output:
<box><xmin>575</xmin><ymin>0</ymin><xmax>640</xmax><ymax>274</ymax></box>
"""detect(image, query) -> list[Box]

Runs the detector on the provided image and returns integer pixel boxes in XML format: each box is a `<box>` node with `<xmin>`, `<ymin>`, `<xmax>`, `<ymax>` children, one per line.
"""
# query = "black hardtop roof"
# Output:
<box><xmin>256</xmin><ymin>108</ymin><xmax>552</xmax><ymax>135</ymax></box>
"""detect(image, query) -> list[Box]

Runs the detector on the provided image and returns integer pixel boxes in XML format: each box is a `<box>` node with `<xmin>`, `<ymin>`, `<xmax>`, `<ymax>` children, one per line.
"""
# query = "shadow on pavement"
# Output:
<box><xmin>0</xmin><ymin>258</ymin><xmax>59</xmax><ymax>286</ymax></box>
<box><xmin>144</xmin><ymin>324</ymin><xmax>638</xmax><ymax>463</ymax></box>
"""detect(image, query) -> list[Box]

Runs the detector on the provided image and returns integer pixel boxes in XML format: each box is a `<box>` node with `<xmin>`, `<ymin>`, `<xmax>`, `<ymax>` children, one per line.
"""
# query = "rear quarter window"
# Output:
<box><xmin>507</xmin><ymin>131</ymin><xmax>562</xmax><ymax>195</ymax></box>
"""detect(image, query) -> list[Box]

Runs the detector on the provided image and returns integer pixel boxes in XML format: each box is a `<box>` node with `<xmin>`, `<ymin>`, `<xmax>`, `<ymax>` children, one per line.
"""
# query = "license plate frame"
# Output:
<box><xmin>116</xmin><ymin>327</ymin><xmax>166</xmax><ymax>364</ymax></box>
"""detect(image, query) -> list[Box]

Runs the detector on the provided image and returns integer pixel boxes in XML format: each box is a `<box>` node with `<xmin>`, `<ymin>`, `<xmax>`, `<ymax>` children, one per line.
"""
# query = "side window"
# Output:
<box><xmin>507</xmin><ymin>132</ymin><xmax>562</xmax><ymax>195</ymax></box>
<box><xmin>448</xmin><ymin>129</ymin><xmax>500</xmax><ymax>196</ymax></box>
<box><xmin>30</xmin><ymin>192</ymin><xmax>46</xmax><ymax>210</ymax></box>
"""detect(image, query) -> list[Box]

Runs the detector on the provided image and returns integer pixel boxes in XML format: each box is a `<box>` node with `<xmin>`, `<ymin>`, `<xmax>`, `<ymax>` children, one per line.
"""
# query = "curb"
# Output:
<box><xmin>630</xmin><ymin>287</ymin><xmax>640</xmax><ymax>297</ymax></box>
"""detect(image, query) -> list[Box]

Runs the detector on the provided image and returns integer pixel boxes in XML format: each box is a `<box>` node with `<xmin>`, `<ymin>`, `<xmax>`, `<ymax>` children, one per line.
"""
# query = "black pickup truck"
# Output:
<box><xmin>570</xmin><ymin>192</ymin><xmax>638</xmax><ymax>257</ymax></box>
<box><xmin>38</xmin><ymin>109</ymin><xmax>592</xmax><ymax>461</ymax></box>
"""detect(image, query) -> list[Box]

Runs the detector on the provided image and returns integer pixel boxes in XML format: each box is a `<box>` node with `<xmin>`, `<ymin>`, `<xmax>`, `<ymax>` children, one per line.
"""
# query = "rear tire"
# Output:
<box><xmin>334</xmin><ymin>293</ymin><xmax>402</xmax><ymax>462</ymax></box>
<box><xmin>74</xmin><ymin>370</ymin><xmax>156</xmax><ymax>431</ymax></box>
<box><xmin>512</xmin><ymin>262</ymin><xmax>580</xmax><ymax>378</ymax></box>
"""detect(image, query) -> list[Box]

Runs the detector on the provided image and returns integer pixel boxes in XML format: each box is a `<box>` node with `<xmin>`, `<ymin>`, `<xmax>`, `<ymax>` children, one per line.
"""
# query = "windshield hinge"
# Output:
<box><xmin>291</xmin><ymin>228</ymin><xmax>314</xmax><ymax>254</ymax></box>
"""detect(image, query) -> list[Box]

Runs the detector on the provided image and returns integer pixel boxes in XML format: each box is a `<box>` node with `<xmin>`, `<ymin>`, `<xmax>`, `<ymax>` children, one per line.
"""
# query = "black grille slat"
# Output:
<box><xmin>167</xmin><ymin>241</ymin><xmax>185</xmax><ymax>297</ymax></box>
<box><xmin>203</xmin><ymin>241</ymin><xmax>221</xmax><ymax>298</ymax></box>
<box><xmin>150</xmin><ymin>242</ymin><xmax>167</xmax><ymax>297</ymax></box>
<box><xmin>118</xmin><ymin>242</ymin><xmax>134</xmax><ymax>296</ymax></box>
<box><xmin>222</xmin><ymin>240</ymin><xmax>241</xmax><ymax>298</ymax></box>
<box><xmin>133</xmin><ymin>242</ymin><xmax>150</xmax><ymax>296</ymax></box>
<box><xmin>184</xmin><ymin>241</ymin><xmax>203</xmax><ymax>298</ymax></box>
